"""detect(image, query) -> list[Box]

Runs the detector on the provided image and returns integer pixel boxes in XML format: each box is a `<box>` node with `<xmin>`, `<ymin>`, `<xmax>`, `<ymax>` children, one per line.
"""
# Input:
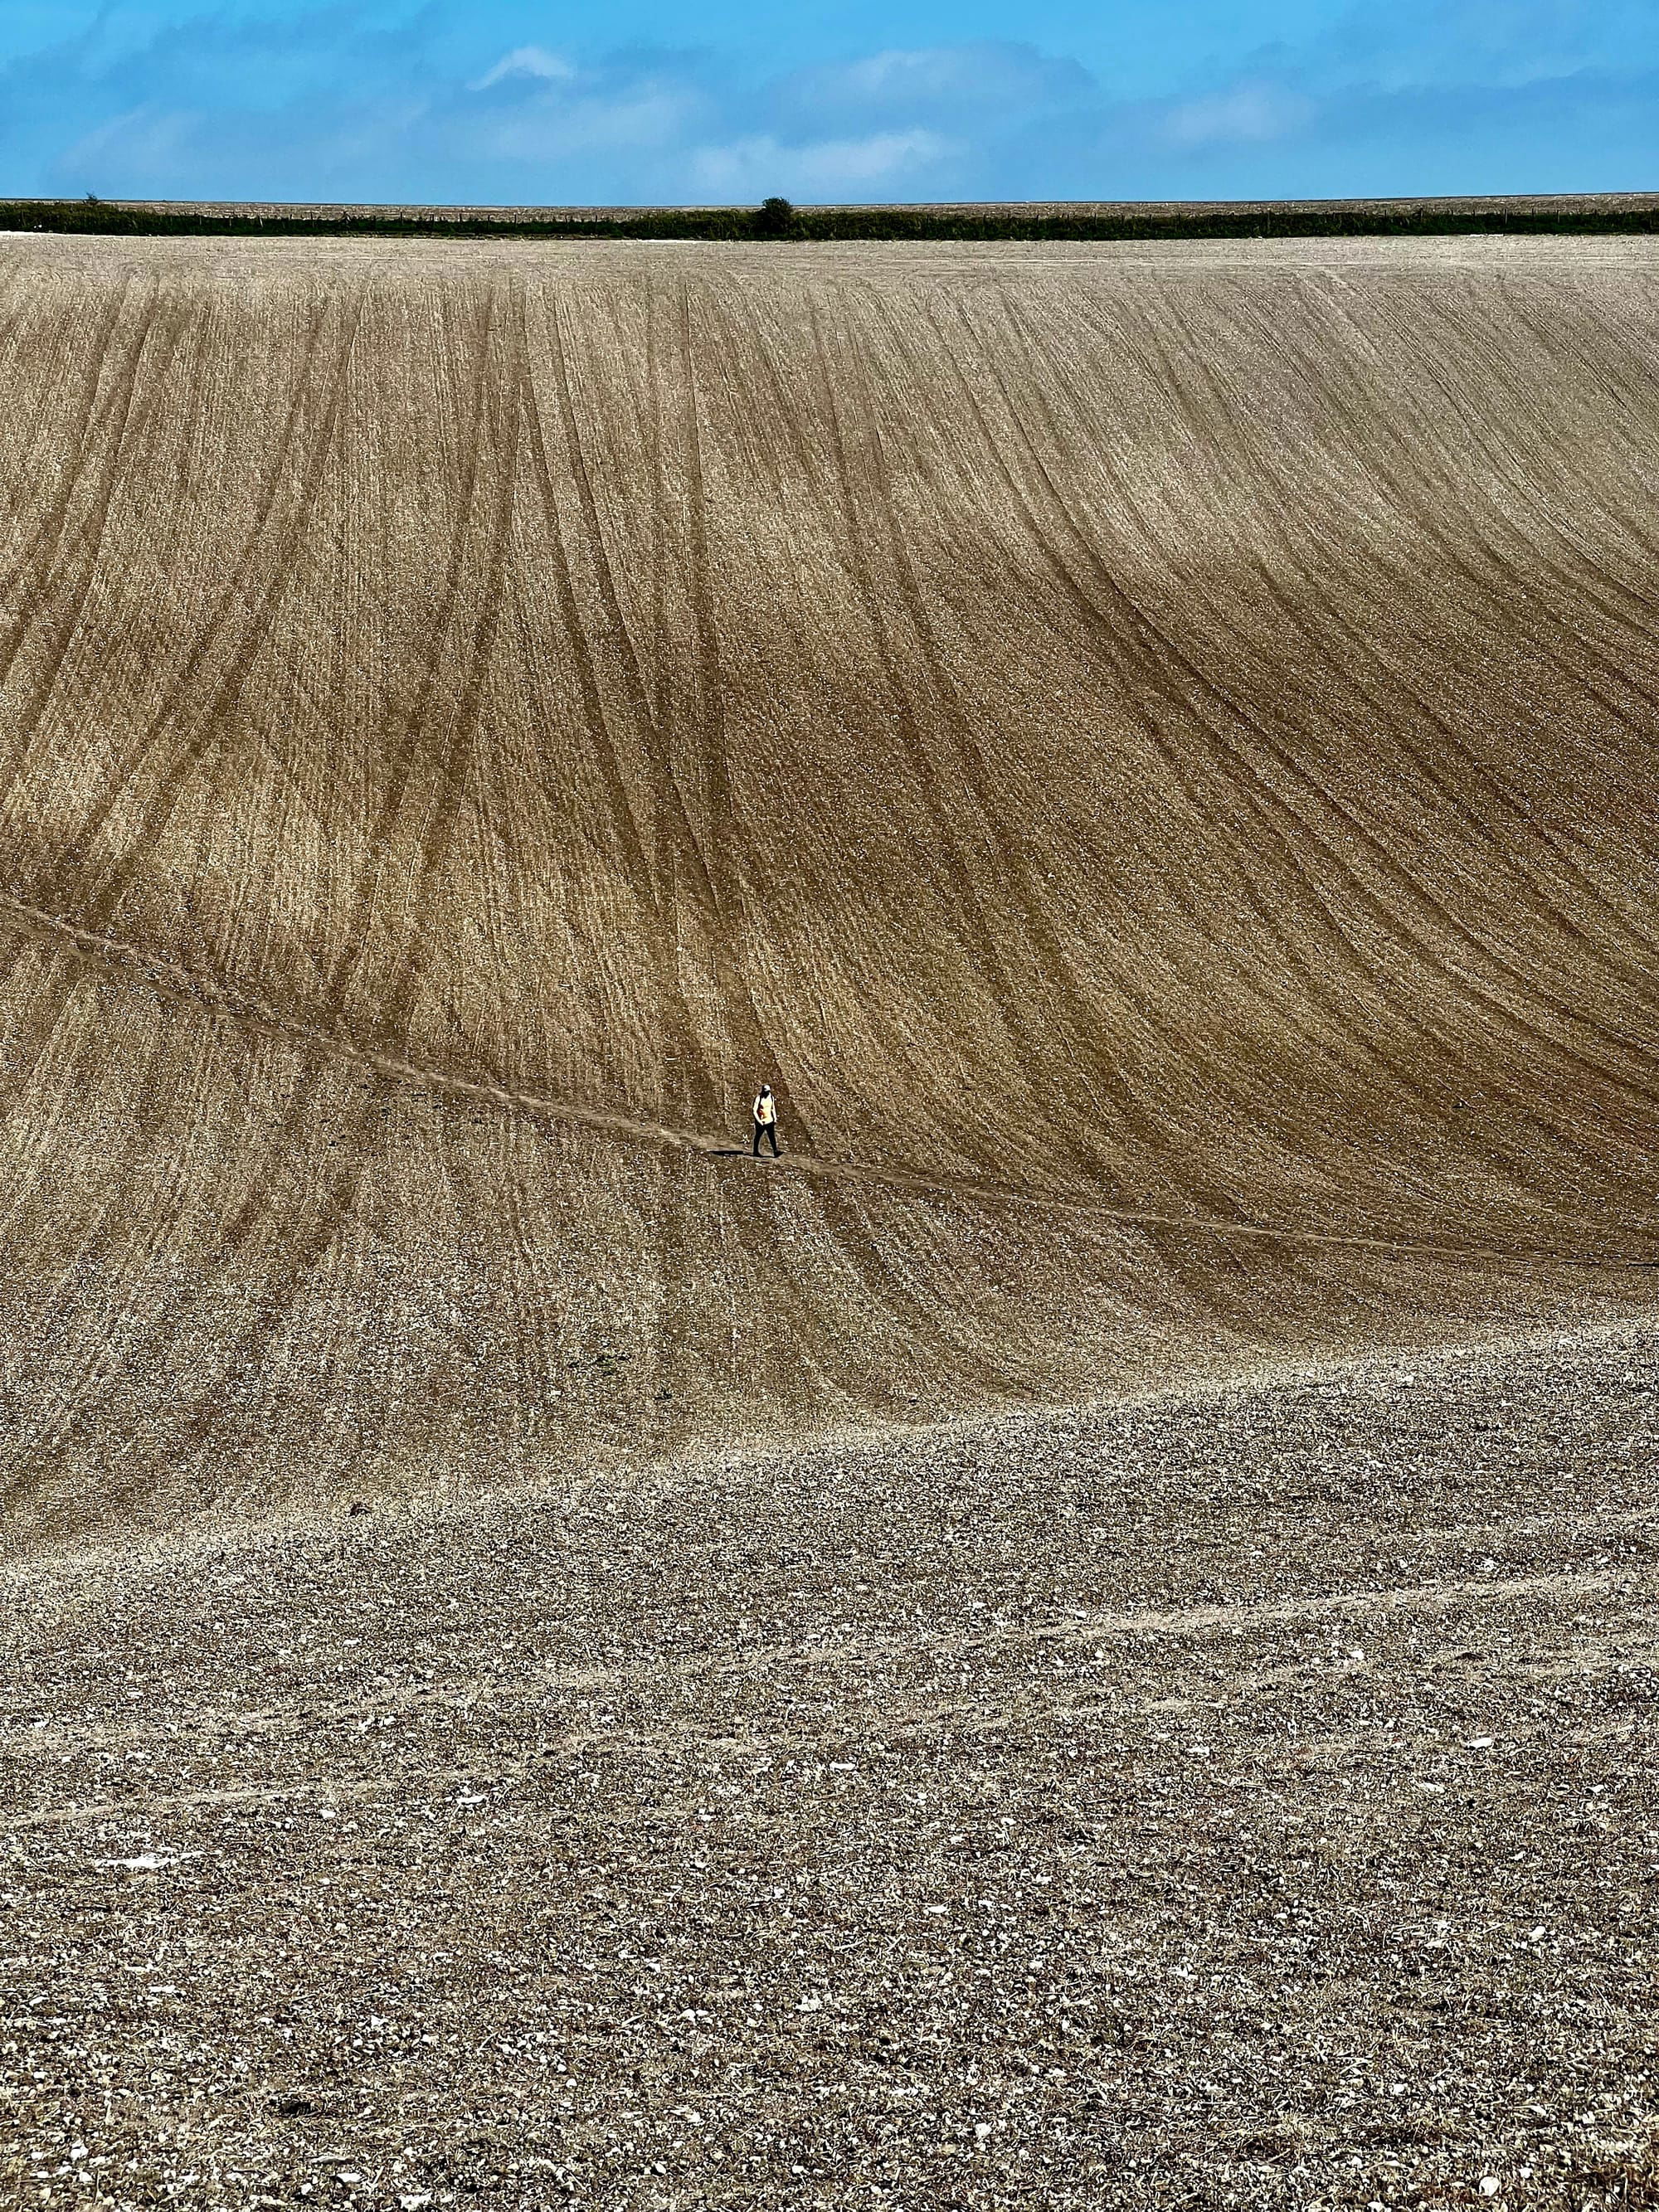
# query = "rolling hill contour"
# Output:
<box><xmin>0</xmin><ymin>232</ymin><xmax>1654</xmax><ymax>1547</ymax></box>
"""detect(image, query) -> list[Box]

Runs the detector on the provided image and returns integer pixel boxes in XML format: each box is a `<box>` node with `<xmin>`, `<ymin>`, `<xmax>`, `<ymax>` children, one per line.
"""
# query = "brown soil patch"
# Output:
<box><xmin>0</xmin><ymin>233</ymin><xmax>1654</xmax><ymax>1545</ymax></box>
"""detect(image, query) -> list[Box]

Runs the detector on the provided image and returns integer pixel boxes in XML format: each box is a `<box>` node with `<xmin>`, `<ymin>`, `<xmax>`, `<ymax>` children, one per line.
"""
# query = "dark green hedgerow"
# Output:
<box><xmin>2</xmin><ymin>193</ymin><xmax>1657</xmax><ymax>242</ymax></box>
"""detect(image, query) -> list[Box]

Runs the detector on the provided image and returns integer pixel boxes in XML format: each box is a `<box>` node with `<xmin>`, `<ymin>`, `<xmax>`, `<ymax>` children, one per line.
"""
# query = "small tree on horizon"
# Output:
<box><xmin>755</xmin><ymin>196</ymin><xmax>795</xmax><ymax>236</ymax></box>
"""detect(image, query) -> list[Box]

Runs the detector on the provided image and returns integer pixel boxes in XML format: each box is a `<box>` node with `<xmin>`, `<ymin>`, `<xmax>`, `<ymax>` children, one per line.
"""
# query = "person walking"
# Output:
<box><xmin>752</xmin><ymin>1083</ymin><xmax>781</xmax><ymax>1158</ymax></box>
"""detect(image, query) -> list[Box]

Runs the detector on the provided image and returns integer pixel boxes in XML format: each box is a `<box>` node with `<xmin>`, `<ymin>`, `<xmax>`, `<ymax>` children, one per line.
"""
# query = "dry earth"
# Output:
<box><xmin>2</xmin><ymin>1327</ymin><xmax>1657</xmax><ymax>2208</ymax></box>
<box><xmin>0</xmin><ymin>232</ymin><xmax>1655</xmax><ymax>2204</ymax></box>
<box><xmin>0</xmin><ymin>231</ymin><xmax>1655</xmax><ymax>1544</ymax></box>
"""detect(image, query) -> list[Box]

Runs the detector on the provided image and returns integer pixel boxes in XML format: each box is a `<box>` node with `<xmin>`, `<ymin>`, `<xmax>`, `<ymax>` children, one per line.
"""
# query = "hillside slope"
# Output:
<box><xmin>0</xmin><ymin>233</ymin><xmax>1654</xmax><ymax>1545</ymax></box>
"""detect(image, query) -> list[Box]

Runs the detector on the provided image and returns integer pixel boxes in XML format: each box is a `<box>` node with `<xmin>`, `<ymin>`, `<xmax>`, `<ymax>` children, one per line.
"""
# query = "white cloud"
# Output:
<box><xmin>690</xmin><ymin>129</ymin><xmax>956</xmax><ymax>197</ymax></box>
<box><xmin>782</xmin><ymin>41</ymin><xmax>1091</xmax><ymax>119</ymax></box>
<box><xmin>470</xmin><ymin>46</ymin><xmax>576</xmax><ymax>93</ymax></box>
<box><xmin>467</xmin><ymin>86</ymin><xmax>700</xmax><ymax>163</ymax></box>
<box><xmin>1162</xmin><ymin>81</ymin><xmax>1314</xmax><ymax>147</ymax></box>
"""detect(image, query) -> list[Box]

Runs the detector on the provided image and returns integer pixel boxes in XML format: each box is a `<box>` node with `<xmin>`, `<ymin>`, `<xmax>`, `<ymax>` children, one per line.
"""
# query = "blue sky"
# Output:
<box><xmin>2</xmin><ymin>1</ymin><xmax>1656</xmax><ymax>207</ymax></box>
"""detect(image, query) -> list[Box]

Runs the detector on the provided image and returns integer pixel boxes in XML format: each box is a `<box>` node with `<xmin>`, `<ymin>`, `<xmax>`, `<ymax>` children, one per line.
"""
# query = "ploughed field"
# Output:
<box><xmin>0</xmin><ymin>232</ymin><xmax>1654</xmax><ymax>1543</ymax></box>
<box><xmin>2</xmin><ymin>1328</ymin><xmax>1657</xmax><ymax>2205</ymax></box>
<box><xmin>0</xmin><ymin>233</ymin><xmax>1657</xmax><ymax>2205</ymax></box>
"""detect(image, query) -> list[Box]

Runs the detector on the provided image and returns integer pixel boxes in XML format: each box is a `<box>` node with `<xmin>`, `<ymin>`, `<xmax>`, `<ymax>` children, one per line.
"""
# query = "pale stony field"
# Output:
<box><xmin>0</xmin><ymin>233</ymin><xmax>1654</xmax><ymax>2205</ymax></box>
<box><xmin>2</xmin><ymin>1325</ymin><xmax>1657</xmax><ymax>2208</ymax></box>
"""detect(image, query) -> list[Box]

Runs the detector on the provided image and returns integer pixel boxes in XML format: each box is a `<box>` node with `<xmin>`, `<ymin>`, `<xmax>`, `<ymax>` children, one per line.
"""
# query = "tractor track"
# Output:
<box><xmin>1</xmin><ymin>882</ymin><xmax>1652</xmax><ymax>1274</ymax></box>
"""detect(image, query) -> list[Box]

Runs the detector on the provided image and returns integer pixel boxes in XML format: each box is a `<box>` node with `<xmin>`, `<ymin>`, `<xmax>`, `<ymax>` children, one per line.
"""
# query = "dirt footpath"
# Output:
<box><xmin>2</xmin><ymin>1321</ymin><xmax>1657</xmax><ymax>2209</ymax></box>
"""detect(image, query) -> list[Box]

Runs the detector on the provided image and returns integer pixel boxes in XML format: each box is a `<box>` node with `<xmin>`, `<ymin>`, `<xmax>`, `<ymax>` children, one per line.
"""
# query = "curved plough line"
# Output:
<box><xmin>2</xmin><ymin>884</ymin><xmax>1654</xmax><ymax>1275</ymax></box>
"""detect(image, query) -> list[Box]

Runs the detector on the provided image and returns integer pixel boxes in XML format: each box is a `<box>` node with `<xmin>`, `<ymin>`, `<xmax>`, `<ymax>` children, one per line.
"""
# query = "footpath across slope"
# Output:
<box><xmin>0</xmin><ymin>233</ymin><xmax>1655</xmax><ymax>1539</ymax></box>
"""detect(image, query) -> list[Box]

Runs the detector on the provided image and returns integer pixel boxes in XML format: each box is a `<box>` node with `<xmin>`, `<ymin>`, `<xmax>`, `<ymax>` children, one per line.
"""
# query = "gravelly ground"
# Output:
<box><xmin>2</xmin><ymin>1320</ymin><xmax>1657</xmax><ymax>2210</ymax></box>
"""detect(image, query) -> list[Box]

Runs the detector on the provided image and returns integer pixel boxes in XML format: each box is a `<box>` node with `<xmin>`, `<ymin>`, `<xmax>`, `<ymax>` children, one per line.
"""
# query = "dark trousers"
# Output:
<box><xmin>753</xmin><ymin>1120</ymin><xmax>780</xmax><ymax>1157</ymax></box>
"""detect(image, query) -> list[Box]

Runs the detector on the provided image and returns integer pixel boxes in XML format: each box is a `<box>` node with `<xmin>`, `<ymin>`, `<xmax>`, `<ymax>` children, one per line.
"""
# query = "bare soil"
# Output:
<box><xmin>0</xmin><ymin>233</ymin><xmax>1654</xmax><ymax>1548</ymax></box>
<box><xmin>0</xmin><ymin>234</ymin><xmax>1655</xmax><ymax>2204</ymax></box>
<box><xmin>2</xmin><ymin>1325</ymin><xmax>1657</xmax><ymax>2207</ymax></box>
